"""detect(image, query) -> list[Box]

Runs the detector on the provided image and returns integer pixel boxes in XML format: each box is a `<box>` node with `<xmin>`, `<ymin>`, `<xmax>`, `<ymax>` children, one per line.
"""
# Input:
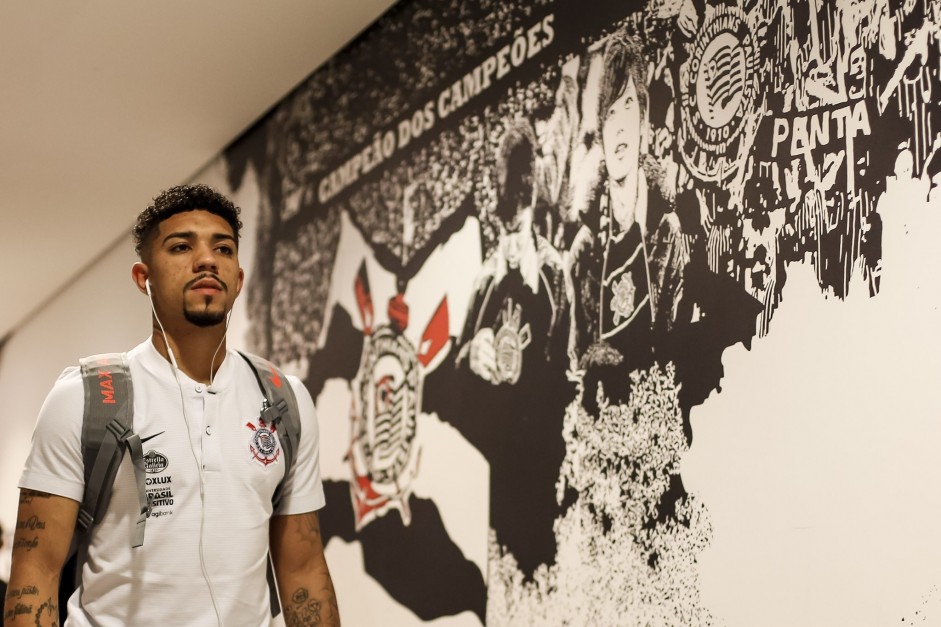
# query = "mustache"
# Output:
<box><xmin>185</xmin><ymin>272</ymin><xmax>228</xmax><ymax>292</ymax></box>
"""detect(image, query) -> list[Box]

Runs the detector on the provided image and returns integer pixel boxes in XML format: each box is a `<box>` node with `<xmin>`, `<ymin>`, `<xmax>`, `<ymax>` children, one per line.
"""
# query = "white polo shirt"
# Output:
<box><xmin>20</xmin><ymin>339</ymin><xmax>326</xmax><ymax>626</ymax></box>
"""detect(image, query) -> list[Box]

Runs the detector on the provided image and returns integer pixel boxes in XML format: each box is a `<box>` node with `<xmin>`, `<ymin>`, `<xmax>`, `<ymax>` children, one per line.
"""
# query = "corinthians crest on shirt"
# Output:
<box><xmin>245</xmin><ymin>414</ymin><xmax>282</xmax><ymax>467</ymax></box>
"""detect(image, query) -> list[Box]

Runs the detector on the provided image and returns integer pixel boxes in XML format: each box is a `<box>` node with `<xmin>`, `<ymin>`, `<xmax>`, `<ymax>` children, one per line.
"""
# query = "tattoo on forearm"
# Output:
<box><xmin>284</xmin><ymin>588</ymin><xmax>321</xmax><ymax>627</ymax></box>
<box><xmin>4</xmin><ymin>588</ymin><xmax>52</xmax><ymax>625</ymax></box>
<box><xmin>33</xmin><ymin>597</ymin><xmax>58</xmax><ymax>626</ymax></box>
<box><xmin>276</xmin><ymin>514</ymin><xmax>339</xmax><ymax>625</ymax></box>
<box><xmin>16</xmin><ymin>515</ymin><xmax>47</xmax><ymax>531</ymax></box>
<box><xmin>282</xmin><ymin>585</ymin><xmax>339</xmax><ymax>627</ymax></box>
<box><xmin>8</xmin><ymin>586</ymin><xmax>39</xmax><ymax>599</ymax></box>
<box><xmin>12</xmin><ymin>536</ymin><xmax>40</xmax><ymax>552</ymax></box>
<box><xmin>4</xmin><ymin>602</ymin><xmax>33</xmax><ymax>621</ymax></box>
<box><xmin>291</xmin><ymin>512</ymin><xmax>323</xmax><ymax>551</ymax></box>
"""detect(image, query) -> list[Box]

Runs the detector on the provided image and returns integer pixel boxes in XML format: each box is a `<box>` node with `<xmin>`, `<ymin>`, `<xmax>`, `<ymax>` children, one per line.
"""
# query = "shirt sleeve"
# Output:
<box><xmin>19</xmin><ymin>366</ymin><xmax>86</xmax><ymax>502</ymax></box>
<box><xmin>274</xmin><ymin>375</ymin><xmax>326</xmax><ymax>515</ymax></box>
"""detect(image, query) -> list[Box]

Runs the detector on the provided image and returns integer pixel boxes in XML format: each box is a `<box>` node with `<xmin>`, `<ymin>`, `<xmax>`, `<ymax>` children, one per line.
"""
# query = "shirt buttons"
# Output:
<box><xmin>195</xmin><ymin>385</ymin><xmax>203</xmax><ymax>393</ymax></box>
<box><xmin>205</xmin><ymin>426</ymin><xmax>212</xmax><ymax>435</ymax></box>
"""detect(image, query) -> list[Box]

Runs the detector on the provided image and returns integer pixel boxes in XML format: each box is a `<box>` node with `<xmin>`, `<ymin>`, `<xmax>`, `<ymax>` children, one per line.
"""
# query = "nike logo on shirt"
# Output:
<box><xmin>140</xmin><ymin>431</ymin><xmax>165</xmax><ymax>444</ymax></box>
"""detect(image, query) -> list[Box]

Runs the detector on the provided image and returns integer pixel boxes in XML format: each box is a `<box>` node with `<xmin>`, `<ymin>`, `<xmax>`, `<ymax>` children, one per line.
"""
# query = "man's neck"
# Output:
<box><xmin>151</xmin><ymin>321</ymin><xmax>228</xmax><ymax>384</ymax></box>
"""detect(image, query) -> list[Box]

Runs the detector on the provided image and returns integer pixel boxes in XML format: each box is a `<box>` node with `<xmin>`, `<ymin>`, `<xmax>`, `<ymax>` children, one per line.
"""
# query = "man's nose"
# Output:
<box><xmin>193</xmin><ymin>244</ymin><xmax>219</xmax><ymax>272</ymax></box>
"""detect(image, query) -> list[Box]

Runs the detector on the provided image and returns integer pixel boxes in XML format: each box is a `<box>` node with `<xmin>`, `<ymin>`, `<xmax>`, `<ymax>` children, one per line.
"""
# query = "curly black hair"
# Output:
<box><xmin>132</xmin><ymin>184</ymin><xmax>243</xmax><ymax>257</ymax></box>
<box><xmin>493</xmin><ymin>119</ymin><xmax>538</xmax><ymax>225</ymax></box>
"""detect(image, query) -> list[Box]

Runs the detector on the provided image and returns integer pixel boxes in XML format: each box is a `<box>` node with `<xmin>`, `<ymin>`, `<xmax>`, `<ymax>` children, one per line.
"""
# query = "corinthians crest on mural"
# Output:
<box><xmin>679</xmin><ymin>5</ymin><xmax>760</xmax><ymax>182</ymax></box>
<box><xmin>348</xmin><ymin>259</ymin><xmax>449</xmax><ymax>528</ymax></box>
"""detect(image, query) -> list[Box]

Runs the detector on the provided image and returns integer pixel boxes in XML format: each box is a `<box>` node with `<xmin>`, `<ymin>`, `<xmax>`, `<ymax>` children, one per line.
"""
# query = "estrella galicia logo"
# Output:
<box><xmin>144</xmin><ymin>450</ymin><xmax>169</xmax><ymax>474</ymax></box>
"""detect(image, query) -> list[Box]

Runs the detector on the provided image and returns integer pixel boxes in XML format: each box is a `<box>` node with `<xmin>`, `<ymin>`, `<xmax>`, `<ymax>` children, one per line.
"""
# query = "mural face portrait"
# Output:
<box><xmin>601</xmin><ymin>76</ymin><xmax>642</xmax><ymax>186</ymax></box>
<box><xmin>498</xmin><ymin>207</ymin><xmax>533</xmax><ymax>270</ymax></box>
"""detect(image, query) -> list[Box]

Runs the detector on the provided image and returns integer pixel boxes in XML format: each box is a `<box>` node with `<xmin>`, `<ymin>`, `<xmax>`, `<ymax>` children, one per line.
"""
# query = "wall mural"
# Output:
<box><xmin>217</xmin><ymin>0</ymin><xmax>941</xmax><ymax>623</ymax></box>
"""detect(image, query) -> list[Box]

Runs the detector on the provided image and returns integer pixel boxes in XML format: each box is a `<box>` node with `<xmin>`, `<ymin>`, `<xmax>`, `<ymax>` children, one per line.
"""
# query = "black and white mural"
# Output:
<box><xmin>211</xmin><ymin>0</ymin><xmax>941</xmax><ymax>623</ymax></box>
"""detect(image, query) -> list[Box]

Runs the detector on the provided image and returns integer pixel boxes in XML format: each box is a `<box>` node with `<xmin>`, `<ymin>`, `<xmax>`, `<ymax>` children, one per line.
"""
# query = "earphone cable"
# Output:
<box><xmin>147</xmin><ymin>287</ymin><xmax>224</xmax><ymax>627</ymax></box>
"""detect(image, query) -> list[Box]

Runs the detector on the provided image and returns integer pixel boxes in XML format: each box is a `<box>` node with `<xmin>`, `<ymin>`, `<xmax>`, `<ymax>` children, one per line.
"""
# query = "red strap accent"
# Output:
<box><xmin>266</xmin><ymin>362</ymin><xmax>282</xmax><ymax>388</ymax></box>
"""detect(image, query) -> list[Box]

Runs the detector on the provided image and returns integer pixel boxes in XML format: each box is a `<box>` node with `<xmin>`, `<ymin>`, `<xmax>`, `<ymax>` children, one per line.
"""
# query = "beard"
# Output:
<box><xmin>184</xmin><ymin>306</ymin><xmax>227</xmax><ymax>327</ymax></box>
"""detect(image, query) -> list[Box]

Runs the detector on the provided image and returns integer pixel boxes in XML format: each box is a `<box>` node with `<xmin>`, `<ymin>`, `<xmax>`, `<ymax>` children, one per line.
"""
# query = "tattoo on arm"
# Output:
<box><xmin>11</xmin><ymin>536</ymin><xmax>40</xmax><ymax>553</ymax></box>
<box><xmin>34</xmin><ymin>597</ymin><xmax>59</xmax><ymax>625</ymax></box>
<box><xmin>291</xmin><ymin>512</ymin><xmax>322</xmax><ymax>548</ymax></box>
<box><xmin>274</xmin><ymin>512</ymin><xmax>340</xmax><ymax>626</ymax></box>
<box><xmin>7</xmin><ymin>586</ymin><xmax>40</xmax><ymax>599</ymax></box>
<box><xmin>283</xmin><ymin>587</ymin><xmax>321</xmax><ymax>627</ymax></box>
<box><xmin>2</xmin><ymin>589</ymin><xmax>54</xmax><ymax>624</ymax></box>
<box><xmin>3</xmin><ymin>603</ymin><xmax>39</xmax><ymax>625</ymax></box>
<box><xmin>18</xmin><ymin>490</ymin><xmax>51</xmax><ymax>506</ymax></box>
<box><xmin>11</xmin><ymin>515</ymin><xmax>47</xmax><ymax>555</ymax></box>
<box><xmin>283</xmin><ymin>585</ymin><xmax>340</xmax><ymax>627</ymax></box>
<box><xmin>16</xmin><ymin>515</ymin><xmax>47</xmax><ymax>531</ymax></box>
<box><xmin>4</xmin><ymin>602</ymin><xmax>33</xmax><ymax>621</ymax></box>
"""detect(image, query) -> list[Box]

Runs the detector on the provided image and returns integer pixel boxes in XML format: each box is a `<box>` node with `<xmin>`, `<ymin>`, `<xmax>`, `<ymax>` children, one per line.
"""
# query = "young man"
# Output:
<box><xmin>569</xmin><ymin>34</ymin><xmax>689</xmax><ymax>411</ymax></box>
<box><xmin>425</xmin><ymin>120</ymin><xmax>575</xmax><ymax>583</ymax></box>
<box><xmin>4</xmin><ymin>185</ymin><xmax>339</xmax><ymax>627</ymax></box>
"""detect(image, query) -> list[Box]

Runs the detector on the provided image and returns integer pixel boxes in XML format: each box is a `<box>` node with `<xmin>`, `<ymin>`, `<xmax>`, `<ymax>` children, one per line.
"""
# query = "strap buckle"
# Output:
<box><xmin>77</xmin><ymin>508</ymin><xmax>95</xmax><ymax>532</ymax></box>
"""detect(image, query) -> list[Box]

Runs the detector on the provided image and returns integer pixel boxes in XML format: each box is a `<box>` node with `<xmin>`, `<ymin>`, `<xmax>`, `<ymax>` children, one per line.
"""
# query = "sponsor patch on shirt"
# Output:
<box><xmin>143</xmin><ymin>449</ymin><xmax>174</xmax><ymax>516</ymax></box>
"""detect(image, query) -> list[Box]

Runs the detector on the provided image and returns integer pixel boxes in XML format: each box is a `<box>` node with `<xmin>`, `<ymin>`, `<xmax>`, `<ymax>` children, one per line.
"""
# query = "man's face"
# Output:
<box><xmin>601</xmin><ymin>77</ymin><xmax>642</xmax><ymax>185</ymax></box>
<box><xmin>143</xmin><ymin>210</ymin><xmax>243</xmax><ymax>327</ymax></box>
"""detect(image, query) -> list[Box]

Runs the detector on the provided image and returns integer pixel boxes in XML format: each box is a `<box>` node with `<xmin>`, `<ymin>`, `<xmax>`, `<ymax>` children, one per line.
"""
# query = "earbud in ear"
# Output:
<box><xmin>145</xmin><ymin>278</ymin><xmax>152</xmax><ymax>295</ymax></box>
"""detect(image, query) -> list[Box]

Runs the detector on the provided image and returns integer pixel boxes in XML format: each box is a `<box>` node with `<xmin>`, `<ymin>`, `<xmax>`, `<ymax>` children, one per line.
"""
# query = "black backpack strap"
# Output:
<box><xmin>78</xmin><ymin>353</ymin><xmax>151</xmax><ymax>550</ymax></box>
<box><xmin>237</xmin><ymin>351</ymin><xmax>302</xmax><ymax>617</ymax></box>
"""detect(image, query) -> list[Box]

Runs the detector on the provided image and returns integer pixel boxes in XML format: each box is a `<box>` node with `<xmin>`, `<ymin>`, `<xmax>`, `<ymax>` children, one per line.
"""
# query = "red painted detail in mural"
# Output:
<box><xmin>418</xmin><ymin>297</ymin><xmax>449</xmax><ymax>367</ymax></box>
<box><xmin>355</xmin><ymin>262</ymin><xmax>374</xmax><ymax>335</ymax></box>
<box><xmin>353</xmin><ymin>474</ymin><xmax>389</xmax><ymax>525</ymax></box>
<box><xmin>388</xmin><ymin>293</ymin><xmax>409</xmax><ymax>332</ymax></box>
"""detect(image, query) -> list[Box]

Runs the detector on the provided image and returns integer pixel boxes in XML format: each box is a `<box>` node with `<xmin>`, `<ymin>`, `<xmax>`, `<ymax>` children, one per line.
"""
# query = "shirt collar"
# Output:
<box><xmin>136</xmin><ymin>337</ymin><xmax>235</xmax><ymax>392</ymax></box>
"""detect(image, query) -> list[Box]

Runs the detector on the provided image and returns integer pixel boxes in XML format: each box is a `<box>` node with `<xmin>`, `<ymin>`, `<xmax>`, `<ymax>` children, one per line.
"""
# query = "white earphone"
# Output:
<box><xmin>143</xmin><ymin>272</ymin><xmax>222</xmax><ymax>625</ymax></box>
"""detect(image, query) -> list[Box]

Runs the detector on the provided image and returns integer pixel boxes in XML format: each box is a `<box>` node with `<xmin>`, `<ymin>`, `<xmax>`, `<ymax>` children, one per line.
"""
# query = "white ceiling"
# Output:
<box><xmin>0</xmin><ymin>0</ymin><xmax>396</xmax><ymax>341</ymax></box>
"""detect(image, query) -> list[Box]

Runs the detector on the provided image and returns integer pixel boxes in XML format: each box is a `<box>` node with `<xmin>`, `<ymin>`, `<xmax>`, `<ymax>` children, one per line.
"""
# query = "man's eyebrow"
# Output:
<box><xmin>162</xmin><ymin>231</ymin><xmax>195</xmax><ymax>245</ymax></box>
<box><xmin>161</xmin><ymin>231</ymin><xmax>236</xmax><ymax>245</ymax></box>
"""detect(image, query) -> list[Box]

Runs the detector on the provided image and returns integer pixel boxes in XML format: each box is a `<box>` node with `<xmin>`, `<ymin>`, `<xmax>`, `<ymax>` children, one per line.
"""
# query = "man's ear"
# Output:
<box><xmin>236</xmin><ymin>267</ymin><xmax>245</xmax><ymax>296</ymax></box>
<box><xmin>131</xmin><ymin>262</ymin><xmax>150</xmax><ymax>295</ymax></box>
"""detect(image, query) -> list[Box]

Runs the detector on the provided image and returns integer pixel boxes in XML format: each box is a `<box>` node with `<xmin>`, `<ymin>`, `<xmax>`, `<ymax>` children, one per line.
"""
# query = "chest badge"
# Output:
<box><xmin>610</xmin><ymin>272</ymin><xmax>637</xmax><ymax>325</ymax></box>
<box><xmin>246</xmin><ymin>416</ymin><xmax>281</xmax><ymax>467</ymax></box>
<box><xmin>494</xmin><ymin>298</ymin><xmax>532</xmax><ymax>385</ymax></box>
